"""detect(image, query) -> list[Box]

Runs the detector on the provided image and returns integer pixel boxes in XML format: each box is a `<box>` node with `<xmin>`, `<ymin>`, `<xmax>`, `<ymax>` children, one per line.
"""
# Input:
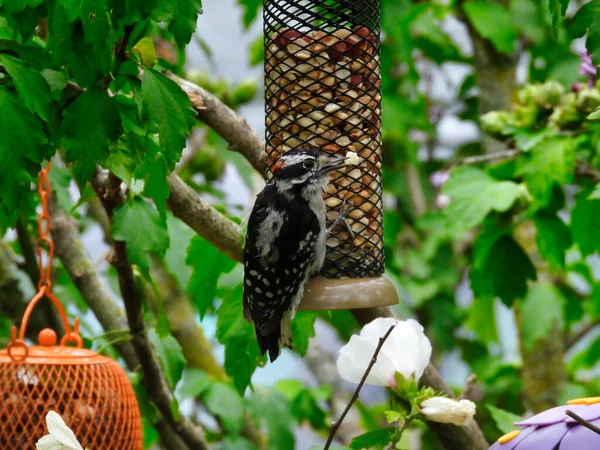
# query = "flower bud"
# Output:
<box><xmin>576</xmin><ymin>88</ymin><xmax>600</xmax><ymax>113</ymax></box>
<box><xmin>511</xmin><ymin>105</ymin><xmax>538</xmax><ymax>128</ymax></box>
<box><xmin>532</xmin><ymin>81</ymin><xmax>565</xmax><ymax>108</ymax></box>
<box><xmin>233</xmin><ymin>78</ymin><xmax>258</xmax><ymax>106</ymax></box>
<box><xmin>549</xmin><ymin>96</ymin><xmax>581</xmax><ymax>129</ymax></box>
<box><xmin>480</xmin><ymin>111</ymin><xmax>511</xmax><ymax>137</ymax></box>
<box><xmin>518</xmin><ymin>84</ymin><xmax>538</xmax><ymax>105</ymax></box>
<box><xmin>420</xmin><ymin>397</ymin><xmax>476</xmax><ymax>426</ymax></box>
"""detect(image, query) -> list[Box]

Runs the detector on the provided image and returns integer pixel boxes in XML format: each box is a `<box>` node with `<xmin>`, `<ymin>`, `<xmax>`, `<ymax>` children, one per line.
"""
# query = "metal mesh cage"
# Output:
<box><xmin>0</xmin><ymin>293</ymin><xmax>142</xmax><ymax>450</ymax></box>
<box><xmin>264</xmin><ymin>0</ymin><xmax>384</xmax><ymax>278</ymax></box>
<box><xmin>0</xmin><ymin>356</ymin><xmax>142</xmax><ymax>449</ymax></box>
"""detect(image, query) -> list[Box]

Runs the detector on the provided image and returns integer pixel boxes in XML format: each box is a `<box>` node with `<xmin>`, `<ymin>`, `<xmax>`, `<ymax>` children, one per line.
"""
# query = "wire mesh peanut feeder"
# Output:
<box><xmin>264</xmin><ymin>0</ymin><xmax>398</xmax><ymax>309</ymax></box>
<box><xmin>0</xmin><ymin>164</ymin><xmax>142</xmax><ymax>449</ymax></box>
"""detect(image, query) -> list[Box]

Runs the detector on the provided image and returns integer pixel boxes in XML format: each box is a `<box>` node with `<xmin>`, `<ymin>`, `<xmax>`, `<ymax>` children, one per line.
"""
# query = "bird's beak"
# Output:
<box><xmin>318</xmin><ymin>155</ymin><xmax>346</xmax><ymax>175</ymax></box>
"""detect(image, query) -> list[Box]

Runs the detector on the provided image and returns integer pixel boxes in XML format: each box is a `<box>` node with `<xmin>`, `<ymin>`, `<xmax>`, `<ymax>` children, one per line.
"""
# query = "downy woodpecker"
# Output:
<box><xmin>243</xmin><ymin>149</ymin><xmax>347</xmax><ymax>362</ymax></box>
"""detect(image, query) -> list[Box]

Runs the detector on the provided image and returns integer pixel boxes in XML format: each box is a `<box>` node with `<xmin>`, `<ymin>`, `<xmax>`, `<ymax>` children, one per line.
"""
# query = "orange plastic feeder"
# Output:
<box><xmin>0</xmin><ymin>164</ymin><xmax>142</xmax><ymax>449</ymax></box>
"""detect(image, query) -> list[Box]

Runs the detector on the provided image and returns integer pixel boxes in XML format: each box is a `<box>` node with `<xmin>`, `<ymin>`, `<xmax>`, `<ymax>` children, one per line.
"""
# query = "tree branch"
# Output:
<box><xmin>324</xmin><ymin>324</ymin><xmax>397</xmax><ymax>450</ymax></box>
<box><xmin>167</xmin><ymin>72</ymin><xmax>265</xmax><ymax>175</ymax></box>
<box><xmin>92</xmin><ymin>170</ymin><xmax>209</xmax><ymax>450</ymax></box>
<box><xmin>48</xmin><ymin>192</ymin><xmax>138</xmax><ymax>365</ymax></box>
<box><xmin>167</xmin><ymin>173</ymin><xmax>244</xmax><ymax>262</ymax></box>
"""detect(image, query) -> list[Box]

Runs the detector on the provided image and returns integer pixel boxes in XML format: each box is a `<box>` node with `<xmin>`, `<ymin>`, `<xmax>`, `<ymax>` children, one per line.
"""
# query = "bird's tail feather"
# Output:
<box><xmin>256</xmin><ymin>312</ymin><xmax>294</xmax><ymax>362</ymax></box>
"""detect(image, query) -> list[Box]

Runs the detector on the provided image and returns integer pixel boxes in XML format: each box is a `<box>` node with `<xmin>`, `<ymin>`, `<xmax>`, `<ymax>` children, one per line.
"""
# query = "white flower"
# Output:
<box><xmin>420</xmin><ymin>397</ymin><xmax>476</xmax><ymax>426</ymax></box>
<box><xmin>336</xmin><ymin>318</ymin><xmax>432</xmax><ymax>387</ymax></box>
<box><xmin>36</xmin><ymin>411</ymin><xmax>84</xmax><ymax>450</ymax></box>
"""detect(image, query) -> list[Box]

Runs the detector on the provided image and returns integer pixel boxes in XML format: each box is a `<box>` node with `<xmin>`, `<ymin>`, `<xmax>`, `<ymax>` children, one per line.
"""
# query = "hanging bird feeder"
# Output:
<box><xmin>0</xmin><ymin>164</ymin><xmax>142</xmax><ymax>449</ymax></box>
<box><xmin>264</xmin><ymin>0</ymin><xmax>398</xmax><ymax>309</ymax></box>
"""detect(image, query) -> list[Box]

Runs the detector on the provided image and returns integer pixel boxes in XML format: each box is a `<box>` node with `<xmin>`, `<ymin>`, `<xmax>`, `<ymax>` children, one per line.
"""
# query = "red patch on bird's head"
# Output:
<box><xmin>272</xmin><ymin>159</ymin><xmax>285</xmax><ymax>172</ymax></box>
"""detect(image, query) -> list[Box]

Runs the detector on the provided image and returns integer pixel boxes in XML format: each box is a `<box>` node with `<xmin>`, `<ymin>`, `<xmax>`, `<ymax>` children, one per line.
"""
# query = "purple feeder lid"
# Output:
<box><xmin>490</xmin><ymin>398</ymin><xmax>600</xmax><ymax>450</ymax></box>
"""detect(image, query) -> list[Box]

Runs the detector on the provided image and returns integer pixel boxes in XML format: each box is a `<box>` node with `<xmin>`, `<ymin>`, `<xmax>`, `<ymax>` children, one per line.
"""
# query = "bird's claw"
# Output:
<box><xmin>326</xmin><ymin>199</ymin><xmax>355</xmax><ymax>239</ymax></box>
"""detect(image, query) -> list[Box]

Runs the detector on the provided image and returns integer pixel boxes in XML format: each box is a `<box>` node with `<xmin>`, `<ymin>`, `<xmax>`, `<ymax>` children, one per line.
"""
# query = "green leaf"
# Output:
<box><xmin>238</xmin><ymin>0</ymin><xmax>261</xmax><ymax>28</ymax></box>
<box><xmin>48</xmin><ymin>165</ymin><xmax>75</xmax><ymax>213</ymax></box>
<box><xmin>487</xmin><ymin>404</ymin><xmax>521</xmax><ymax>434</ymax></box>
<box><xmin>274</xmin><ymin>382</ymin><xmax>329</xmax><ymax>430</ymax></box>
<box><xmin>509</xmin><ymin>0</ymin><xmax>546</xmax><ymax>44</ymax></box>
<box><xmin>520</xmin><ymin>283</ymin><xmax>565</xmax><ymax>351</ymax></box>
<box><xmin>2</xmin><ymin>0</ymin><xmax>42</xmax><ymax>14</ymax></box>
<box><xmin>571</xmin><ymin>0</ymin><xmax>600</xmax><ymax>39</ymax></box>
<box><xmin>164</xmin><ymin>213</ymin><xmax>195</xmax><ymax>289</ymax></box>
<box><xmin>112</xmin><ymin>197</ymin><xmax>170</xmax><ymax>273</ymax></box>
<box><xmin>548</xmin><ymin>0</ymin><xmax>561</xmax><ymax>37</ymax></box>
<box><xmin>513</xmin><ymin>128</ymin><xmax>558</xmax><ymax>152</ymax></box>
<box><xmin>470</xmin><ymin>225</ymin><xmax>536</xmax><ymax>306</ymax></box>
<box><xmin>569</xmin><ymin>335</ymin><xmax>600</xmax><ymax>370</ymax></box>
<box><xmin>167</xmin><ymin>0</ymin><xmax>203</xmax><ymax>48</ymax></box>
<box><xmin>0</xmin><ymin>54</ymin><xmax>52</xmax><ymax>122</ymax></box>
<box><xmin>216</xmin><ymin>282</ymin><xmax>265</xmax><ymax>394</ymax></box>
<box><xmin>142</xmin><ymin>69</ymin><xmax>196</xmax><ymax>160</ymax></box>
<box><xmin>249</xmin><ymin>34</ymin><xmax>264</xmax><ymax>66</ymax></box>
<box><xmin>61</xmin><ymin>88</ymin><xmax>122</xmax><ymax>182</ymax></box>
<box><xmin>132</xmin><ymin>36</ymin><xmax>157</xmax><ymax>68</ymax></box>
<box><xmin>571</xmin><ymin>192</ymin><xmax>600</xmax><ymax>256</ymax></box>
<box><xmin>349</xmin><ymin>428</ymin><xmax>396</xmax><ymax>449</ymax></box>
<box><xmin>204</xmin><ymin>383</ymin><xmax>245</xmax><ymax>434</ymax></box>
<box><xmin>148</xmin><ymin>329</ymin><xmax>186</xmax><ymax>389</ymax></box>
<box><xmin>586</xmin><ymin>16</ymin><xmax>600</xmax><ymax>62</ymax></box>
<box><xmin>442</xmin><ymin>166</ymin><xmax>522</xmax><ymax>232</ymax></box>
<box><xmin>221</xmin><ymin>437</ymin><xmax>257</xmax><ymax>450</ymax></box>
<box><xmin>41</xmin><ymin>69</ymin><xmax>69</xmax><ymax>100</ymax></box>
<box><xmin>516</xmin><ymin>137</ymin><xmax>577</xmax><ymax>207</ymax></box>
<box><xmin>291</xmin><ymin>311</ymin><xmax>317</xmax><ymax>356</ymax></box>
<box><xmin>384</xmin><ymin>410</ymin><xmax>404</xmax><ymax>424</ymax></box>
<box><xmin>186</xmin><ymin>236</ymin><xmax>236</xmax><ymax>318</ymax></box>
<box><xmin>0</xmin><ymin>87</ymin><xmax>48</xmax><ymax>225</ymax></box>
<box><xmin>465</xmin><ymin>298</ymin><xmax>498</xmax><ymax>343</ymax></box>
<box><xmin>178</xmin><ymin>369</ymin><xmax>211</xmax><ymax>398</ymax></box>
<box><xmin>534</xmin><ymin>213</ymin><xmax>572</xmax><ymax>269</ymax></box>
<box><xmin>463</xmin><ymin>0</ymin><xmax>517</xmax><ymax>54</ymax></box>
<box><xmin>248</xmin><ymin>388</ymin><xmax>295</xmax><ymax>449</ymax></box>
<box><xmin>588</xmin><ymin>107</ymin><xmax>600</xmax><ymax>120</ymax></box>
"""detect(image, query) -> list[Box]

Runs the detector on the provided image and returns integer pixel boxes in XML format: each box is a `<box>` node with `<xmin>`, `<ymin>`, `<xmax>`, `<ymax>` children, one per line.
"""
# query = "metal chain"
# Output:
<box><xmin>35</xmin><ymin>162</ymin><xmax>54</xmax><ymax>291</ymax></box>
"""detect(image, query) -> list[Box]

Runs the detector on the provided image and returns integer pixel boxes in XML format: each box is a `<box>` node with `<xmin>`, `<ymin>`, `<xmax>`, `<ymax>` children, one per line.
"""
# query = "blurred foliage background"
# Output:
<box><xmin>0</xmin><ymin>0</ymin><xmax>600</xmax><ymax>449</ymax></box>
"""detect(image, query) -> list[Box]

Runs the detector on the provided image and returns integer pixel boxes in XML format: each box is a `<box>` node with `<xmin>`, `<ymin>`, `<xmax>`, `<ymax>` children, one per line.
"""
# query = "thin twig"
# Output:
<box><xmin>565</xmin><ymin>409</ymin><xmax>600</xmax><ymax>436</ymax></box>
<box><xmin>566</xmin><ymin>318</ymin><xmax>600</xmax><ymax>350</ymax></box>
<box><xmin>323</xmin><ymin>323</ymin><xmax>397</xmax><ymax>450</ymax></box>
<box><xmin>576</xmin><ymin>160</ymin><xmax>600</xmax><ymax>182</ymax></box>
<box><xmin>456</xmin><ymin>148</ymin><xmax>521</xmax><ymax>166</ymax></box>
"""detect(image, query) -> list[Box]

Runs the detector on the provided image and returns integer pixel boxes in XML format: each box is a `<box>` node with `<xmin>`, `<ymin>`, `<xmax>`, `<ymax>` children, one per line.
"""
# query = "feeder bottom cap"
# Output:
<box><xmin>345</xmin><ymin>151</ymin><xmax>360</xmax><ymax>165</ymax></box>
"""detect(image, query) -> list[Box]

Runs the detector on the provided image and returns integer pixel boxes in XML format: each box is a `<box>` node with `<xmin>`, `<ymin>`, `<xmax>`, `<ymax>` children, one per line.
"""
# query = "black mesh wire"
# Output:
<box><xmin>264</xmin><ymin>0</ymin><xmax>384</xmax><ymax>278</ymax></box>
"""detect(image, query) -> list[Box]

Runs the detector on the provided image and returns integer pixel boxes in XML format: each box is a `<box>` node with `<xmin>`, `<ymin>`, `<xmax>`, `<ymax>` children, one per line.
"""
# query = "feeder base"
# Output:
<box><xmin>298</xmin><ymin>275</ymin><xmax>398</xmax><ymax>311</ymax></box>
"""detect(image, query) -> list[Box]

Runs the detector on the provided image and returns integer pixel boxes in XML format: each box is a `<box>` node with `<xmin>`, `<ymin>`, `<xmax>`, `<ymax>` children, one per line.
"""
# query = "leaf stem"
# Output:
<box><xmin>323</xmin><ymin>323</ymin><xmax>397</xmax><ymax>449</ymax></box>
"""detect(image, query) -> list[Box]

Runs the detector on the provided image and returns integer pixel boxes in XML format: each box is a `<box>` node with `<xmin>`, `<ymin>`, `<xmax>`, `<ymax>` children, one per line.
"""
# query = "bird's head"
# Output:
<box><xmin>271</xmin><ymin>149</ymin><xmax>346</xmax><ymax>195</ymax></box>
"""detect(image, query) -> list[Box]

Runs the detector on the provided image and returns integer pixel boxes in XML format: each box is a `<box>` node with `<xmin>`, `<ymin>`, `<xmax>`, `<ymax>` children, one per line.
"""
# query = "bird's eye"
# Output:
<box><xmin>303</xmin><ymin>160</ymin><xmax>316</xmax><ymax>170</ymax></box>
